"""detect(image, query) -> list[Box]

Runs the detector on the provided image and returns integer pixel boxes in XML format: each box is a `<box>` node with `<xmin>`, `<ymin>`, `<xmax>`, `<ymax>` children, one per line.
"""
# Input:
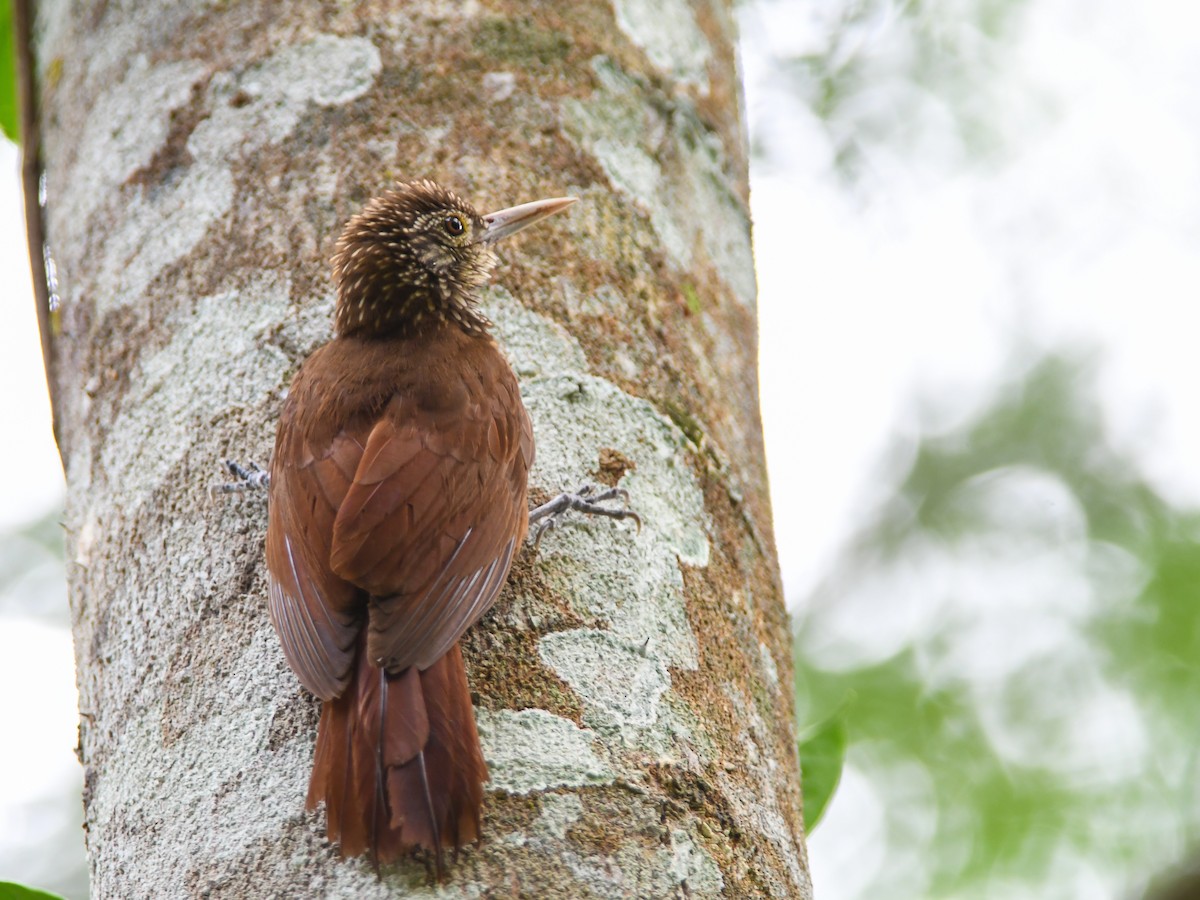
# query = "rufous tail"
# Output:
<box><xmin>306</xmin><ymin>636</ymin><xmax>487</xmax><ymax>871</ymax></box>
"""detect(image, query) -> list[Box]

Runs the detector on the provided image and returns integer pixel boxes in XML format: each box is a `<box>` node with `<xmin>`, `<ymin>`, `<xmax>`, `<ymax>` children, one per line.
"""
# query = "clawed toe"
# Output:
<box><xmin>210</xmin><ymin>459</ymin><xmax>271</xmax><ymax>499</ymax></box>
<box><xmin>528</xmin><ymin>483</ymin><xmax>642</xmax><ymax>548</ymax></box>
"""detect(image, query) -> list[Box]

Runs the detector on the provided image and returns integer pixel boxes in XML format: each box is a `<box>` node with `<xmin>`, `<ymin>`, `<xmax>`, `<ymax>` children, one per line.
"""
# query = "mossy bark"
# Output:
<box><xmin>32</xmin><ymin>0</ymin><xmax>810</xmax><ymax>896</ymax></box>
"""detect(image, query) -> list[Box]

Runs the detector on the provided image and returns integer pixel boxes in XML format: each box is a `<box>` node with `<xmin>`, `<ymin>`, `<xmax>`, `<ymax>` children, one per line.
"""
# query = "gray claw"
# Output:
<box><xmin>527</xmin><ymin>482</ymin><xmax>642</xmax><ymax>547</ymax></box>
<box><xmin>213</xmin><ymin>459</ymin><xmax>271</xmax><ymax>499</ymax></box>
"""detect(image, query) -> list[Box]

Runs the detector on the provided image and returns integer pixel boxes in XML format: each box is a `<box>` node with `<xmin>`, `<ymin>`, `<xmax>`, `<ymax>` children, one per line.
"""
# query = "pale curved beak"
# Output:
<box><xmin>480</xmin><ymin>196</ymin><xmax>577</xmax><ymax>243</ymax></box>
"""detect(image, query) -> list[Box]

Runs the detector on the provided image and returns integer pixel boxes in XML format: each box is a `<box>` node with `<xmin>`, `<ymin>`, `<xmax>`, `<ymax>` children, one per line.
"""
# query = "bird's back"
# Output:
<box><xmin>268</xmin><ymin>322</ymin><xmax>534</xmax><ymax>684</ymax></box>
<box><xmin>265</xmin><ymin>323</ymin><xmax>532</xmax><ymax>865</ymax></box>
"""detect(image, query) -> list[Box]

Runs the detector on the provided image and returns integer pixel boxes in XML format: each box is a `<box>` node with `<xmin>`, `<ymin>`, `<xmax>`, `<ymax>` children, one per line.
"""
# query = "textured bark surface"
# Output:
<box><xmin>35</xmin><ymin>0</ymin><xmax>811</xmax><ymax>896</ymax></box>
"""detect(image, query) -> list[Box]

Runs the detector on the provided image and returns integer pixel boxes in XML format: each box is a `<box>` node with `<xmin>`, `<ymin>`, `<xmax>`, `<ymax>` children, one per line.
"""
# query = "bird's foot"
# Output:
<box><xmin>209</xmin><ymin>459</ymin><xmax>271</xmax><ymax>500</ymax></box>
<box><xmin>528</xmin><ymin>484</ymin><xmax>642</xmax><ymax>548</ymax></box>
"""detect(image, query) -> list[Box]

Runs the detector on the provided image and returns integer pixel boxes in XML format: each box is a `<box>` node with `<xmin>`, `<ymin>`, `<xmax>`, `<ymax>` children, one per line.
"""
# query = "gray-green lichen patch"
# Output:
<box><xmin>481</xmin><ymin>71</ymin><xmax>516</xmax><ymax>103</ymax></box>
<box><xmin>611</xmin><ymin>0</ymin><xmax>711</xmax><ymax>92</ymax></box>
<box><xmin>99</xmin><ymin>275</ymin><xmax>301</xmax><ymax>510</ymax></box>
<box><xmin>476</xmin><ymin>272</ymin><xmax>733</xmax><ymax>893</ymax></box>
<box><xmin>476</xmin><ymin>708</ymin><xmax>613</xmax><ymax>794</ymax></box>
<box><xmin>539</xmin><ymin>629</ymin><xmax>670</xmax><ymax>740</ymax></box>
<box><xmin>36</xmin><ymin>0</ymin><xmax>209</xmax><ymax>91</ymax></box>
<box><xmin>500</xmin><ymin>787</ymin><xmax>725</xmax><ymax>899</ymax></box>
<box><xmin>599</xmin><ymin>822</ymin><xmax>724</xmax><ymax>899</ymax></box>
<box><xmin>481</xmin><ymin>275</ymin><xmax>713</xmax><ymax>800</ymax></box>
<box><xmin>520</xmin><ymin>374</ymin><xmax>706</xmax><ymax>671</ymax></box>
<box><xmin>90</xmin><ymin>162</ymin><xmax>237</xmax><ymax>317</ymax></box>
<box><xmin>483</xmin><ymin>286</ymin><xmax>706</xmax><ymax>672</ymax></box>
<box><xmin>718</xmin><ymin>685</ymin><xmax>812</xmax><ymax>898</ymax></box>
<box><xmin>667</xmin><ymin>828</ymin><xmax>725</xmax><ymax>896</ymax></box>
<box><xmin>193</xmin><ymin>34</ymin><xmax>381</xmax><ymax>153</ymax></box>
<box><xmin>479</xmin><ymin>286</ymin><xmax>587</xmax><ymax>377</ymax></box>
<box><xmin>64</xmin><ymin>58</ymin><xmax>206</xmax><ymax>248</ymax></box>
<box><xmin>89</xmin><ymin>627</ymin><xmax>311</xmax><ymax>891</ymax></box>
<box><xmin>759</xmin><ymin>640</ymin><xmax>780</xmax><ymax>689</ymax></box>
<box><xmin>528</xmin><ymin>792</ymin><xmax>585</xmax><ymax>841</ymax></box>
<box><xmin>71</xmin><ymin>35</ymin><xmax>380</xmax><ymax>316</ymax></box>
<box><xmin>562</xmin><ymin>62</ymin><xmax>687</xmax><ymax>263</ymax></box>
<box><xmin>561</xmin><ymin>57</ymin><xmax>756</xmax><ymax>307</ymax></box>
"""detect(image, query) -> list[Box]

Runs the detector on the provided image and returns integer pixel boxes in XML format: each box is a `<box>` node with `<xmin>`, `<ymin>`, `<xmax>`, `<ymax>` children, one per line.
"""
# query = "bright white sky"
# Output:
<box><xmin>0</xmin><ymin>139</ymin><xmax>77</xmax><ymax>892</ymax></box>
<box><xmin>0</xmin><ymin>145</ymin><xmax>61</xmax><ymax>525</ymax></box>
<box><xmin>4</xmin><ymin>0</ymin><xmax>1200</xmax><ymax>895</ymax></box>
<box><xmin>747</xmin><ymin>0</ymin><xmax>1200</xmax><ymax>598</ymax></box>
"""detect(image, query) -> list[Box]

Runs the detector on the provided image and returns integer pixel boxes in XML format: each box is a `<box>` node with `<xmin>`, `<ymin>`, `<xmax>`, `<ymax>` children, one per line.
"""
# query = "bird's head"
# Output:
<box><xmin>331</xmin><ymin>179</ymin><xmax>576</xmax><ymax>338</ymax></box>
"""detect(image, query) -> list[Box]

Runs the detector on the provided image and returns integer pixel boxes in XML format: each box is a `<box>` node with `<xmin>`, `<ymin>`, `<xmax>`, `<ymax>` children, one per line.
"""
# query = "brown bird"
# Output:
<box><xmin>261</xmin><ymin>180</ymin><xmax>613</xmax><ymax>871</ymax></box>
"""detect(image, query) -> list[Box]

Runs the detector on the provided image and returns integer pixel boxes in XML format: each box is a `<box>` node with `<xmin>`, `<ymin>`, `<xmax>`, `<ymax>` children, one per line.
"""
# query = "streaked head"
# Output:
<box><xmin>332</xmin><ymin>180</ymin><xmax>576</xmax><ymax>338</ymax></box>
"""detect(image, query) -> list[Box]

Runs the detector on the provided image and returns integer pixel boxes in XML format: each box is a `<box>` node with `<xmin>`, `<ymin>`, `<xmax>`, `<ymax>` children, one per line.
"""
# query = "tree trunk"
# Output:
<box><xmin>31</xmin><ymin>1</ymin><xmax>810</xmax><ymax>896</ymax></box>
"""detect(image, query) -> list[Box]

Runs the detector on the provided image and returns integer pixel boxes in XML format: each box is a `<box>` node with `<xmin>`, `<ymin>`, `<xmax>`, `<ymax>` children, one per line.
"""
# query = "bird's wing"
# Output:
<box><xmin>330</xmin><ymin>381</ymin><xmax>532</xmax><ymax>672</ymax></box>
<box><xmin>266</xmin><ymin>429</ymin><xmax>365</xmax><ymax>700</ymax></box>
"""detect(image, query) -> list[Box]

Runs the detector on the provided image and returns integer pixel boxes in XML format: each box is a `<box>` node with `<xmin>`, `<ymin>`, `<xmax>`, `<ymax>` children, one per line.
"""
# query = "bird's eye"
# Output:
<box><xmin>443</xmin><ymin>215</ymin><xmax>465</xmax><ymax>236</ymax></box>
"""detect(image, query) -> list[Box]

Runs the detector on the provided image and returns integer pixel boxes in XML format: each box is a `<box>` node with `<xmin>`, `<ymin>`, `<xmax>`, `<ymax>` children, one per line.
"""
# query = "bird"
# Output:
<box><xmin>261</xmin><ymin>180</ymin><xmax>605</xmax><ymax>872</ymax></box>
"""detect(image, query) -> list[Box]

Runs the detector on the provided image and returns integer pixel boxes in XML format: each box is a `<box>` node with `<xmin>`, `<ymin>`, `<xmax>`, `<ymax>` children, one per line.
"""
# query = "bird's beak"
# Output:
<box><xmin>480</xmin><ymin>196</ymin><xmax>577</xmax><ymax>244</ymax></box>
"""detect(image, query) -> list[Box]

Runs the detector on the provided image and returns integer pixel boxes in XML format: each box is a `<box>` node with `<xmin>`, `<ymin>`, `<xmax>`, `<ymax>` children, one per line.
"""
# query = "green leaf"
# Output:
<box><xmin>798</xmin><ymin>708</ymin><xmax>847</xmax><ymax>832</ymax></box>
<box><xmin>0</xmin><ymin>1</ymin><xmax>17</xmax><ymax>143</ymax></box>
<box><xmin>0</xmin><ymin>883</ymin><xmax>68</xmax><ymax>900</ymax></box>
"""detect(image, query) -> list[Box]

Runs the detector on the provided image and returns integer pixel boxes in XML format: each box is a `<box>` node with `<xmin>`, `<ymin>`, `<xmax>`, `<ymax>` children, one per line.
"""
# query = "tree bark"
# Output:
<box><xmin>31</xmin><ymin>0</ymin><xmax>810</xmax><ymax>896</ymax></box>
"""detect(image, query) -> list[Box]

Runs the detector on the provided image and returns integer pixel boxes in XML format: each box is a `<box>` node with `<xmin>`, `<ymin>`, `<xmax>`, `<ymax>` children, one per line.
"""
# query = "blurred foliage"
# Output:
<box><xmin>795</xmin><ymin>351</ymin><xmax>1200</xmax><ymax>896</ymax></box>
<box><xmin>761</xmin><ymin>0</ymin><xmax>1037</xmax><ymax>178</ymax></box>
<box><xmin>0</xmin><ymin>506</ymin><xmax>68</xmax><ymax>625</ymax></box>
<box><xmin>798</xmin><ymin>703</ymin><xmax>848</xmax><ymax>831</ymax></box>
<box><xmin>0</xmin><ymin>882</ymin><xmax>67</xmax><ymax>900</ymax></box>
<box><xmin>0</xmin><ymin>506</ymin><xmax>86</xmax><ymax>900</ymax></box>
<box><xmin>0</xmin><ymin>888</ymin><xmax>66</xmax><ymax>900</ymax></box>
<box><xmin>0</xmin><ymin>1</ymin><xmax>17</xmax><ymax>143</ymax></box>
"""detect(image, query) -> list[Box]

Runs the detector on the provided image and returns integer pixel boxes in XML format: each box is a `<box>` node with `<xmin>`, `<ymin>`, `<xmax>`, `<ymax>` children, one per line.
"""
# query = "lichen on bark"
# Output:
<box><xmin>33</xmin><ymin>0</ymin><xmax>810</xmax><ymax>896</ymax></box>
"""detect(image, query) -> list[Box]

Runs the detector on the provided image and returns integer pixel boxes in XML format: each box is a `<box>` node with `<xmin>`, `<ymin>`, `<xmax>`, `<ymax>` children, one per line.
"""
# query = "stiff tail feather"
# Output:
<box><xmin>306</xmin><ymin>636</ymin><xmax>487</xmax><ymax>871</ymax></box>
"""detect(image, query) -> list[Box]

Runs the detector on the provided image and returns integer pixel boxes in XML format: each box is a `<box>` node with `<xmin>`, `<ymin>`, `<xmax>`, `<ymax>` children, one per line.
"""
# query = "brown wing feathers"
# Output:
<box><xmin>266</xmin><ymin>329</ymin><xmax>531</xmax><ymax>866</ymax></box>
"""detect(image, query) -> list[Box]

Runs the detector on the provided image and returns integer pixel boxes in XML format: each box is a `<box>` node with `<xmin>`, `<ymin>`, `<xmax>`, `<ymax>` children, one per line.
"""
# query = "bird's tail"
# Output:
<box><xmin>306</xmin><ymin>636</ymin><xmax>487</xmax><ymax>871</ymax></box>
